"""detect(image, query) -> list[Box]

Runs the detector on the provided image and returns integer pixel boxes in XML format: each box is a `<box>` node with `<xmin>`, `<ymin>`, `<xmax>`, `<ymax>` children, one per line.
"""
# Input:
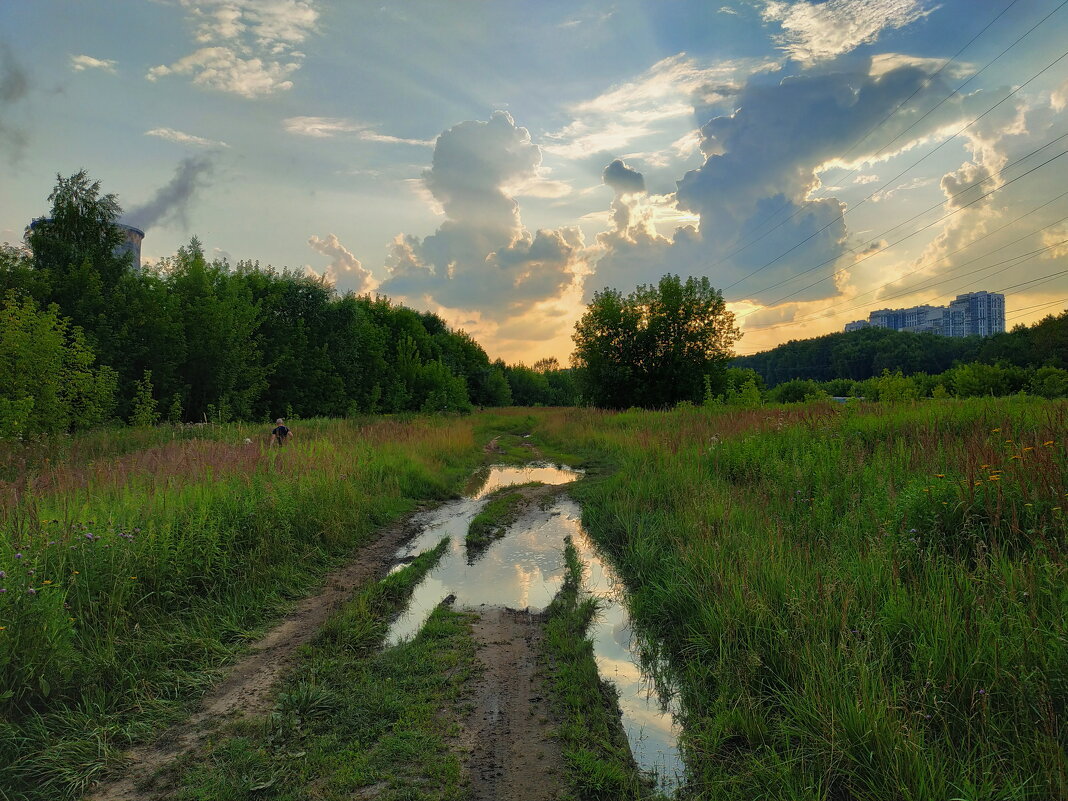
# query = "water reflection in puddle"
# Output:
<box><xmin>385</xmin><ymin>463</ymin><xmax>683</xmax><ymax>793</ymax></box>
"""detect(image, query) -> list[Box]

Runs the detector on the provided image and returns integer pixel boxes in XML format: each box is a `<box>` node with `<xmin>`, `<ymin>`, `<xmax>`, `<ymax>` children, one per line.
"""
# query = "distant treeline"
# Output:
<box><xmin>0</xmin><ymin>172</ymin><xmax>580</xmax><ymax>437</ymax></box>
<box><xmin>733</xmin><ymin>314</ymin><xmax>1068</xmax><ymax>386</ymax></box>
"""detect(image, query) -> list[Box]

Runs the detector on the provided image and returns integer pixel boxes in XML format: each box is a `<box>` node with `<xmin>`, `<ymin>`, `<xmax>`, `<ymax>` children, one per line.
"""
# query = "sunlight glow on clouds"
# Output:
<box><xmin>761</xmin><ymin>0</ymin><xmax>932</xmax><ymax>64</ymax></box>
<box><xmin>148</xmin><ymin>0</ymin><xmax>319</xmax><ymax>97</ymax></box>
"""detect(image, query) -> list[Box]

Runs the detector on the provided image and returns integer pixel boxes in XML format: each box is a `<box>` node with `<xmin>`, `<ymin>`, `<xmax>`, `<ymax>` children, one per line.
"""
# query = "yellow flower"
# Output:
<box><xmin>980</xmin><ymin>464</ymin><xmax>990</xmax><ymax>469</ymax></box>
<box><xmin>989</xmin><ymin>475</ymin><xmax>1001</xmax><ymax>481</ymax></box>
<box><xmin>1010</xmin><ymin>455</ymin><xmax>1021</xmax><ymax>460</ymax></box>
<box><xmin>992</xmin><ymin>428</ymin><xmax>1000</xmax><ymax>433</ymax></box>
<box><xmin>129</xmin><ymin>576</ymin><xmax>137</xmax><ymax>580</ymax></box>
<box><xmin>0</xmin><ymin>626</ymin><xmax>6</xmax><ymax>631</ymax></box>
<box><xmin>71</xmin><ymin>571</ymin><xmax>79</xmax><ymax>575</ymax></box>
<box><xmin>42</xmin><ymin>580</ymin><xmax>52</xmax><ymax>585</ymax></box>
<box><xmin>1005</xmin><ymin>439</ymin><xmax>1013</xmax><ymax>444</ymax></box>
<box><xmin>1023</xmin><ymin>446</ymin><xmax>1034</xmax><ymax>451</ymax></box>
<box><xmin>1044</xmin><ymin>441</ymin><xmax>1055</xmax><ymax>446</ymax></box>
<box><xmin>1025</xmin><ymin>503</ymin><xmax>1033</xmax><ymax>507</ymax></box>
<box><xmin>935</xmin><ymin>473</ymin><xmax>946</xmax><ymax>478</ymax></box>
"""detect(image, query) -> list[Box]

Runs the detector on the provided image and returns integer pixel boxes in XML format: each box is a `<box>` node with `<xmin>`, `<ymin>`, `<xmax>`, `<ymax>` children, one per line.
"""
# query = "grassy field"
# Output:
<box><xmin>0</xmin><ymin>416</ymin><xmax>483</xmax><ymax>800</ymax></box>
<box><xmin>532</xmin><ymin>399</ymin><xmax>1067</xmax><ymax>800</ymax></box>
<box><xmin>2</xmin><ymin>400</ymin><xmax>1064</xmax><ymax>800</ymax></box>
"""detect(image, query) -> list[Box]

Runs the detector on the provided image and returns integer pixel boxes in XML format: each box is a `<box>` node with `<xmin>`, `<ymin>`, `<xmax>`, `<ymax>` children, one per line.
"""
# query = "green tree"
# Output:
<box><xmin>573</xmin><ymin>274</ymin><xmax>739</xmax><ymax>408</ymax></box>
<box><xmin>26</xmin><ymin>171</ymin><xmax>131</xmax><ymax>342</ymax></box>
<box><xmin>0</xmin><ymin>293</ymin><xmax>115</xmax><ymax>436</ymax></box>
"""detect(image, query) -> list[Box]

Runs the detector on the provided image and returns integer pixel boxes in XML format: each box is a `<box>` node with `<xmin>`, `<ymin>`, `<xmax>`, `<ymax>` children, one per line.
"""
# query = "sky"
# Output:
<box><xmin>1</xmin><ymin>0</ymin><xmax>1067</xmax><ymax>363</ymax></box>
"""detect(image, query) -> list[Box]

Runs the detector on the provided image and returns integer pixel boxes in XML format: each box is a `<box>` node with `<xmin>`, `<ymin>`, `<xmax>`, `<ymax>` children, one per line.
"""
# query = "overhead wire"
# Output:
<box><xmin>719</xmin><ymin>9</ymin><xmax>1068</xmax><ymax>296</ymax></box>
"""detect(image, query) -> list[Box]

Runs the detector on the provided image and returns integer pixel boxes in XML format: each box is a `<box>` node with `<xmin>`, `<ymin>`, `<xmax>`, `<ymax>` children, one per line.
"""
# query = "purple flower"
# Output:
<box><xmin>85</xmin><ymin>533</ymin><xmax>94</xmax><ymax>541</ymax></box>
<box><xmin>14</xmin><ymin>553</ymin><xmax>22</xmax><ymax>560</ymax></box>
<box><xmin>0</xmin><ymin>588</ymin><xmax>6</xmax><ymax>593</ymax></box>
<box><xmin>978</xmin><ymin>689</ymin><xmax>985</xmax><ymax>695</ymax></box>
<box><xmin>0</xmin><ymin>571</ymin><xmax>5</xmax><ymax>579</ymax></box>
<box><xmin>909</xmin><ymin>528</ymin><xmax>917</xmax><ymax>533</ymax></box>
<box><xmin>26</xmin><ymin>588</ymin><xmax>36</xmax><ymax>595</ymax></box>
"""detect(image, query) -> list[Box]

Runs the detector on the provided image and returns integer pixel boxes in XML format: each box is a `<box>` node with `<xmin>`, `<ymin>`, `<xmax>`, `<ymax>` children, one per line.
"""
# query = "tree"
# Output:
<box><xmin>573</xmin><ymin>274</ymin><xmax>740</xmax><ymax>408</ymax></box>
<box><xmin>26</xmin><ymin>171</ymin><xmax>130</xmax><ymax>341</ymax></box>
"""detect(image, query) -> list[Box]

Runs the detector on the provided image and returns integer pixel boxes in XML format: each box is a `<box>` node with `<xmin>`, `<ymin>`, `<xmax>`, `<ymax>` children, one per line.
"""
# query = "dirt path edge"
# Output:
<box><xmin>87</xmin><ymin>513</ymin><xmax>425</xmax><ymax>801</ymax></box>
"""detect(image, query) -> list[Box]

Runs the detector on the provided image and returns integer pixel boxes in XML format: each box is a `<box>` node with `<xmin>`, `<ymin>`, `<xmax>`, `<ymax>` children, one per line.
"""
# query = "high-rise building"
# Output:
<box><xmin>844</xmin><ymin>291</ymin><xmax>1005</xmax><ymax>337</ymax></box>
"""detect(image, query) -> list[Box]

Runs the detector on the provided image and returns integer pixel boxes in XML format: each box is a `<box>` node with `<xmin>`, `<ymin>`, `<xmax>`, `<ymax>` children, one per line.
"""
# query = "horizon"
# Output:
<box><xmin>2</xmin><ymin>0</ymin><xmax>1067</xmax><ymax>363</ymax></box>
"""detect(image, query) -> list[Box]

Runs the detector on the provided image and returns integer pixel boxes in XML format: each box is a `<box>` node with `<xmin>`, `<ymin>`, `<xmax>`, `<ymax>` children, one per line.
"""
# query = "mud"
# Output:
<box><xmin>87</xmin><ymin>515</ymin><xmax>422</xmax><ymax>801</ymax></box>
<box><xmin>462</xmin><ymin>606</ymin><xmax>567</xmax><ymax>801</ymax></box>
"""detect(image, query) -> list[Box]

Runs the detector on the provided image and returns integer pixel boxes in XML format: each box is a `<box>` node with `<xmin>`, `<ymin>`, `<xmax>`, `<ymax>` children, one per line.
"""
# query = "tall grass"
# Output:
<box><xmin>0</xmin><ymin>416</ymin><xmax>481</xmax><ymax>800</ymax></box>
<box><xmin>536</xmin><ymin>399</ymin><xmax>1067</xmax><ymax>800</ymax></box>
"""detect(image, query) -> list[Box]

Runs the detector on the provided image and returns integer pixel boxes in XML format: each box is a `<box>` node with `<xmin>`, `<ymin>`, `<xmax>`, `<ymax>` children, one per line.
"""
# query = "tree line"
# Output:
<box><xmin>733</xmin><ymin>317</ymin><xmax>1068</xmax><ymax>387</ymax></box>
<box><xmin>1</xmin><ymin>171</ymin><xmax>583</xmax><ymax>437</ymax></box>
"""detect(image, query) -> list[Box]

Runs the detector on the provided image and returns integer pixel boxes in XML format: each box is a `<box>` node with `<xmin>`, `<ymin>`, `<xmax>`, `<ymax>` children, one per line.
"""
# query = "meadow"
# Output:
<box><xmin>535</xmin><ymin>398</ymin><xmax>1067</xmax><ymax>800</ymax></box>
<box><xmin>0</xmin><ymin>399</ymin><xmax>1064</xmax><ymax>800</ymax></box>
<box><xmin>0</xmin><ymin>416</ymin><xmax>482</xmax><ymax>799</ymax></box>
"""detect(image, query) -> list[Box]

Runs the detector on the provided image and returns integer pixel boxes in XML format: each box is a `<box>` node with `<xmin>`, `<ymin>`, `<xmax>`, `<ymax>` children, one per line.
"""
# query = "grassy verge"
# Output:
<box><xmin>0</xmin><ymin>416</ymin><xmax>483</xmax><ymax>800</ymax></box>
<box><xmin>533</xmin><ymin>399</ymin><xmax>1068</xmax><ymax>800</ymax></box>
<box><xmin>163</xmin><ymin>538</ymin><xmax>478</xmax><ymax>801</ymax></box>
<box><xmin>465</xmin><ymin>485</ymin><xmax>537</xmax><ymax>555</ymax></box>
<box><xmin>542</xmin><ymin>536</ymin><xmax>661</xmax><ymax>801</ymax></box>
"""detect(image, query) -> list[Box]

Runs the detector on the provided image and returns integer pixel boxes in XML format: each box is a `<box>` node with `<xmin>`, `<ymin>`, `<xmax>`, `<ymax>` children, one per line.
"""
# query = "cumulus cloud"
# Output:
<box><xmin>70</xmin><ymin>54</ymin><xmax>117</xmax><ymax>73</ymax></box>
<box><xmin>590</xmin><ymin>57</ymin><xmax>981</xmax><ymax>306</ymax></box>
<box><xmin>124</xmin><ymin>155</ymin><xmax>215</xmax><ymax>230</ymax></box>
<box><xmin>0</xmin><ymin>42</ymin><xmax>29</xmax><ymax>161</ymax></box>
<box><xmin>761</xmin><ymin>0</ymin><xmax>931</xmax><ymax>64</ymax></box>
<box><xmin>146</xmin><ymin>127</ymin><xmax>228</xmax><ymax>148</ymax></box>
<box><xmin>147</xmin><ymin>1</ymin><xmax>318</xmax><ymax>96</ymax></box>
<box><xmin>307</xmin><ymin>233</ymin><xmax>373</xmax><ymax>290</ymax></box>
<box><xmin>603</xmin><ymin>159</ymin><xmax>646</xmax><ymax>194</ymax></box>
<box><xmin>379</xmin><ymin>111</ymin><xmax>587</xmax><ymax>326</ymax></box>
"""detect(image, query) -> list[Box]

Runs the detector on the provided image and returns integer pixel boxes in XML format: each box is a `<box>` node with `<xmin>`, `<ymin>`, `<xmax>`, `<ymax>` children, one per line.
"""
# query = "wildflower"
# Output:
<box><xmin>13</xmin><ymin>553</ymin><xmax>22</xmax><ymax>560</ymax></box>
<box><xmin>1005</xmin><ymin>439</ymin><xmax>1013</xmax><ymax>444</ymax></box>
<box><xmin>0</xmin><ymin>588</ymin><xmax>6</xmax><ymax>593</ymax></box>
<box><xmin>42</xmin><ymin>580</ymin><xmax>52</xmax><ymax>585</ymax></box>
<box><xmin>992</xmin><ymin>428</ymin><xmax>1000</xmax><ymax>433</ymax></box>
<box><xmin>1010</xmin><ymin>455</ymin><xmax>1021</xmax><ymax>460</ymax></box>
<box><xmin>26</xmin><ymin>588</ymin><xmax>36</xmax><ymax>595</ymax></box>
<box><xmin>980</xmin><ymin>464</ymin><xmax>990</xmax><ymax>469</ymax></box>
<box><xmin>935</xmin><ymin>473</ymin><xmax>946</xmax><ymax>478</ymax></box>
<box><xmin>130</xmin><ymin>576</ymin><xmax>137</xmax><ymax>580</ymax></box>
<box><xmin>909</xmin><ymin>528</ymin><xmax>917</xmax><ymax>533</ymax></box>
<box><xmin>0</xmin><ymin>571</ymin><xmax>5</xmax><ymax>579</ymax></box>
<box><xmin>988</xmin><ymin>475</ymin><xmax>1001</xmax><ymax>481</ymax></box>
<box><xmin>1043</xmin><ymin>441</ymin><xmax>1055</xmax><ymax>446</ymax></box>
<box><xmin>1023</xmin><ymin>446</ymin><xmax>1034</xmax><ymax>451</ymax></box>
<box><xmin>71</xmin><ymin>571</ymin><xmax>79</xmax><ymax>575</ymax></box>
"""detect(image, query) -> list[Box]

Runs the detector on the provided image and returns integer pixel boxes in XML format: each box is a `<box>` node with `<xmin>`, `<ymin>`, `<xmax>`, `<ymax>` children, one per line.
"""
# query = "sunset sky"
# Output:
<box><xmin>2</xmin><ymin>0</ymin><xmax>1067</xmax><ymax>362</ymax></box>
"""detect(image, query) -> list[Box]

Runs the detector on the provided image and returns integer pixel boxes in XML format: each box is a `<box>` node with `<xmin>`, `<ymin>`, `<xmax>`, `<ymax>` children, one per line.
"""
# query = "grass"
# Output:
<box><xmin>0</xmin><ymin>416</ymin><xmax>484</xmax><ymax>800</ymax></box>
<box><xmin>161</xmin><ymin>538</ymin><xmax>479</xmax><ymax>801</ymax></box>
<box><xmin>465</xmin><ymin>484</ymin><xmax>538</xmax><ymax>556</ymax></box>
<box><xmin>528</xmin><ymin>398</ymin><xmax>1068</xmax><ymax>800</ymax></box>
<box><xmin>541</xmin><ymin>536</ymin><xmax>663</xmax><ymax>801</ymax></box>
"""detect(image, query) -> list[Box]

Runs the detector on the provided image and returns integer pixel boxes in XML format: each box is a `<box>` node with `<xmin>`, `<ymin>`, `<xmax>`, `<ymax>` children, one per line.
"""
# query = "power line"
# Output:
<box><xmin>735</xmin><ymin>144</ymin><xmax>1068</xmax><ymax>318</ymax></box>
<box><xmin>722</xmin><ymin>36</ymin><xmax>1068</xmax><ymax>297</ymax></box>
<box><xmin>741</xmin><ymin>191</ymin><xmax>1068</xmax><ymax>331</ymax></box>
<box><xmin>709</xmin><ymin>0</ymin><xmax>1026</xmax><ymax>271</ymax></box>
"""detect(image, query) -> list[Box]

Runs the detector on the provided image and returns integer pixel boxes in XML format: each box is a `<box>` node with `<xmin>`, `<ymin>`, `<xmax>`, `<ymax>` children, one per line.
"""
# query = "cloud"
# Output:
<box><xmin>70</xmin><ymin>54</ymin><xmax>117</xmax><ymax>74</ymax></box>
<box><xmin>379</xmin><ymin>111</ymin><xmax>588</xmax><ymax>323</ymax></box>
<box><xmin>283</xmin><ymin>115</ymin><xmax>434</xmax><ymax>146</ymax></box>
<box><xmin>148</xmin><ymin>46</ymin><xmax>300</xmax><ymax>97</ymax></box>
<box><xmin>284</xmin><ymin>116</ymin><xmax>365</xmax><ymax>137</ymax></box>
<box><xmin>0</xmin><ymin>43</ymin><xmax>29</xmax><ymax>161</ymax></box>
<box><xmin>124</xmin><ymin>155</ymin><xmax>215</xmax><ymax>230</ymax></box>
<box><xmin>307</xmin><ymin>233</ymin><xmax>373</xmax><ymax>291</ymax></box>
<box><xmin>146</xmin><ymin>127</ymin><xmax>228</xmax><ymax>148</ymax></box>
<box><xmin>542</xmin><ymin>54</ymin><xmax>774</xmax><ymax>161</ymax></box>
<box><xmin>603</xmin><ymin>159</ymin><xmax>646</xmax><ymax>194</ymax></box>
<box><xmin>761</xmin><ymin>0</ymin><xmax>931</xmax><ymax>64</ymax></box>
<box><xmin>148</xmin><ymin>1</ymin><xmax>318</xmax><ymax>96</ymax></box>
<box><xmin>590</xmin><ymin>58</ymin><xmax>981</xmax><ymax>306</ymax></box>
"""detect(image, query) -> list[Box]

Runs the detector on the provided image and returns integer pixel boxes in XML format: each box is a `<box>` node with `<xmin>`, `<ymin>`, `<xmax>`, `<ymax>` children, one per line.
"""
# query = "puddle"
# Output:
<box><xmin>385</xmin><ymin>463</ymin><xmax>684</xmax><ymax>793</ymax></box>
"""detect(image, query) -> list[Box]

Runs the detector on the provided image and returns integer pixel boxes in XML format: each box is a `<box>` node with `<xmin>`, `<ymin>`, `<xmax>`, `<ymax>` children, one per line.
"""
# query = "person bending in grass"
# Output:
<box><xmin>271</xmin><ymin>418</ymin><xmax>293</xmax><ymax>446</ymax></box>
